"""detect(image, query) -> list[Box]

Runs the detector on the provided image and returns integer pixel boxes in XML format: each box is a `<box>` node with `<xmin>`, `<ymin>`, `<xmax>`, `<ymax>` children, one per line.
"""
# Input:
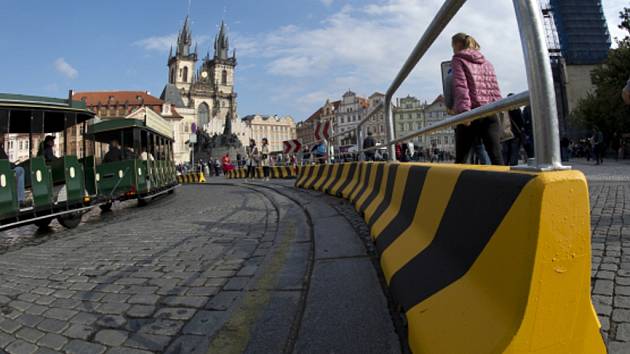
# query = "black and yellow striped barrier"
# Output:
<box><xmin>295</xmin><ymin>162</ymin><xmax>605</xmax><ymax>353</ymax></box>
<box><xmin>176</xmin><ymin>172</ymin><xmax>206</xmax><ymax>184</ymax></box>
<box><xmin>225</xmin><ymin>166</ymin><xmax>297</xmax><ymax>179</ymax></box>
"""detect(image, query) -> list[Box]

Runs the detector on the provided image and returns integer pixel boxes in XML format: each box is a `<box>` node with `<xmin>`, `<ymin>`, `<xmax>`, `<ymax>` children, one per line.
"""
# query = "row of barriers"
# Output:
<box><xmin>295</xmin><ymin>162</ymin><xmax>605</xmax><ymax>353</ymax></box>
<box><xmin>225</xmin><ymin>166</ymin><xmax>298</xmax><ymax>180</ymax></box>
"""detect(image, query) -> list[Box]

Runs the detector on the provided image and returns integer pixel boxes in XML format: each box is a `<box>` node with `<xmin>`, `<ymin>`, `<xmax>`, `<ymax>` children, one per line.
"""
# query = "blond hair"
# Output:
<box><xmin>452</xmin><ymin>33</ymin><xmax>481</xmax><ymax>50</ymax></box>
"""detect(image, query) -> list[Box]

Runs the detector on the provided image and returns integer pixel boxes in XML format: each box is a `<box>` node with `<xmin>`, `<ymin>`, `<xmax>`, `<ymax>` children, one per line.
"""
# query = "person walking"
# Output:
<box><xmin>246</xmin><ymin>139</ymin><xmax>259</xmax><ymax>180</ymax></box>
<box><xmin>592</xmin><ymin>127</ymin><xmax>604</xmax><ymax>165</ymax></box>
<box><xmin>261</xmin><ymin>138</ymin><xmax>270</xmax><ymax>181</ymax></box>
<box><xmin>363</xmin><ymin>132</ymin><xmax>376</xmax><ymax>161</ymax></box>
<box><xmin>450</xmin><ymin>32</ymin><xmax>504</xmax><ymax>165</ymax></box>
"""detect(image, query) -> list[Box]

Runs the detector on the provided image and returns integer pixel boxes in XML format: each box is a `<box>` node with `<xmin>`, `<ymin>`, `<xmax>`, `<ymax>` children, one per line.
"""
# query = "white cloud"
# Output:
<box><xmin>321</xmin><ymin>0</ymin><xmax>334</xmax><ymax>6</ymax></box>
<box><xmin>133</xmin><ymin>34</ymin><xmax>210</xmax><ymax>52</ymax></box>
<box><xmin>54</xmin><ymin>58</ymin><xmax>78</xmax><ymax>79</ymax></box>
<box><xmin>134</xmin><ymin>34</ymin><xmax>177</xmax><ymax>51</ymax></box>
<box><xmin>238</xmin><ymin>0</ymin><xmax>529</xmax><ymax>113</ymax></box>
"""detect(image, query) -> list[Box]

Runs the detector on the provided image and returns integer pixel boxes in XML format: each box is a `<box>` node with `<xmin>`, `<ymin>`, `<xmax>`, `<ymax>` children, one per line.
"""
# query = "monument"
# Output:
<box><xmin>191</xmin><ymin>112</ymin><xmax>243</xmax><ymax>163</ymax></box>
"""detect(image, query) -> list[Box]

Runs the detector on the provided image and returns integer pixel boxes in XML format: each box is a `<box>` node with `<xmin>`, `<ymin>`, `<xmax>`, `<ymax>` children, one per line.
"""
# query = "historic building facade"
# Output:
<box><xmin>241</xmin><ymin>115</ymin><xmax>297</xmax><ymax>152</ymax></box>
<box><xmin>335</xmin><ymin>91</ymin><xmax>368</xmax><ymax>146</ymax></box>
<box><xmin>160</xmin><ymin>17</ymin><xmax>249</xmax><ymax>155</ymax></box>
<box><xmin>392</xmin><ymin>95</ymin><xmax>454</xmax><ymax>153</ymax></box>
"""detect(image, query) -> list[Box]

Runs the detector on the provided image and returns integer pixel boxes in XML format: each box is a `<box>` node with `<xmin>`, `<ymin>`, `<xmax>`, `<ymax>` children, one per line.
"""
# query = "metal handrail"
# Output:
<box><xmin>350</xmin><ymin>0</ymin><xmax>563</xmax><ymax>170</ymax></box>
<box><xmin>387</xmin><ymin>91</ymin><xmax>529</xmax><ymax>148</ymax></box>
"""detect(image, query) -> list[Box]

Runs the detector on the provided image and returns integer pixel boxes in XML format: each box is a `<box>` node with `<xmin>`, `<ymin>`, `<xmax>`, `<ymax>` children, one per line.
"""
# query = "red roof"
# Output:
<box><xmin>429</xmin><ymin>94</ymin><xmax>445</xmax><ymax>106</ymax></box>
<box><xmin>72</xmin><ymin>91</ymin><xmax>164</xmax><ymax>107</ymax></box>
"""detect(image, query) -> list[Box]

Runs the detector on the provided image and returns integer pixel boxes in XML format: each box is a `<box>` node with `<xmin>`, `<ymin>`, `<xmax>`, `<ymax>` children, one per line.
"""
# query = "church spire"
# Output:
<box><xmin>214</xmin><ymin>21</ymin><xmax>234</xmax><ymax>61</ymax></box>
<box><xmin>176</xmin><ymin>15</ymin><xmax>193</xmax><ymax>57</ymax></box>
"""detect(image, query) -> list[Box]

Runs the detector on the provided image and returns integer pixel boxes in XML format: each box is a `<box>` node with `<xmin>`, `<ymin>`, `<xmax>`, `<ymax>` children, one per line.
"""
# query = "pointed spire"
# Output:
<box><xmin>176</xmin><ymin>15</ymin><xmax>193</xmax><ymax>57</ymax></box>
<box><xmin>214</xmin><ymin>21</ymin><xmax>230</xmax><ymax>60</ymax></box>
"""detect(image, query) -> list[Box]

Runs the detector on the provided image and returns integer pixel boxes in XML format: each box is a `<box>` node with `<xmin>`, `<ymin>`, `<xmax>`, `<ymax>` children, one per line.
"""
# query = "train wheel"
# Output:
<box><xmin>99</xmin><ymin>202</ymin><xmax>112</xmax><ymax>212</ymax></box>
<box><xmin>57</xmin><ymin>213</ymin><xmax>82</xmax><ymax>229</ymax></box>
<box><xmin>137</xmin><ymin>198</ymin><xmax>148</xmax><ymax>207</ymax></box>
<box><xmin>34</xmin><ymin>218</ymin><xmax>53</xmax><ymax>229</ymax></box>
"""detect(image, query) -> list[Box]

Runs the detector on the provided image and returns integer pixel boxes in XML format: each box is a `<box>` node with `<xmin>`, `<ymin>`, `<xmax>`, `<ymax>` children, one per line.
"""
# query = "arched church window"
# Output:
<box><xmin>221</xmin><ymin>70</ymin><xmax>227</xmax><ymax>85</ymax></box>
<box><xmin>198</xmin><ymin>103</ymin><xmax>210</xmax><ymax>128</ymax></box>
<box><xmin>183</xmin><ymin>67</ymin><xmax>188</xmax><ymax>83</ymax></box>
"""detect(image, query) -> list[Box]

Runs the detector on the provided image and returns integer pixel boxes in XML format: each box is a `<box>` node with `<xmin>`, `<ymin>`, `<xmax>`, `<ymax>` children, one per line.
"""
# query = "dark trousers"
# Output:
<box><xmin>247</xmin><ymin>165</ymin><xmax>256</xmax><ymax>178</ymax></box>
<box><xmin>263</xmin><ymin>166</ymin><xmax>270</xmax><ymax>178</ymax></box>
<box><xmin>502</xmin><ymin>137</ymin><xmax>521</xmax><ymax>166</ymax></box>
<box><xmin>455</xmin><ymin>116</ymin><xmax>504</xmax><ymax>165</ymax></box>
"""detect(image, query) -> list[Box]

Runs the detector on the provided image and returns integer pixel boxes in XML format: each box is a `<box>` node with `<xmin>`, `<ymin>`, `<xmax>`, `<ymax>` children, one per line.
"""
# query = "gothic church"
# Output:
<box><xmin>160</xmin><ymin>17</ymin><xmax>248</xmax><ymax>153</ymax></box>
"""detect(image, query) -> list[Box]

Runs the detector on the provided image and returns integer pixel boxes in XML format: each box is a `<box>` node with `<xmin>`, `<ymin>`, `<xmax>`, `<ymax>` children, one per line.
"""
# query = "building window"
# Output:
<box><xmin>183</xmin><ymin>67</ymin><xmax>188</xmax><ymax>83</ymax></box>
<box><xmin>198</xmin><ymin>103</ymin><xmax>210</xmax><ymax>127</ymax></box>
<box><xmin>222</xmin><ymin>70</ymin><xmax>227</xmax><ymax>85</ymax></box>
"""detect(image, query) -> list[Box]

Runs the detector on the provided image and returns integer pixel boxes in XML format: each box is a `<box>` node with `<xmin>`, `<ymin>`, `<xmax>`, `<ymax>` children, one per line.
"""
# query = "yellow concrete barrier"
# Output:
<box><xmin>295</xmin><ymin>162</ymin><xmax>605</xmax><ymax>353</ymax></box>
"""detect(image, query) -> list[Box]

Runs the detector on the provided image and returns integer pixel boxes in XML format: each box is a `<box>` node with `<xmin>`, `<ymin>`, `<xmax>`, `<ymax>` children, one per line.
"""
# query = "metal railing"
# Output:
<box><xmin>348</xmin><ymin>0</ymin><xmax>564</xmax><ymax>171</ymax></box>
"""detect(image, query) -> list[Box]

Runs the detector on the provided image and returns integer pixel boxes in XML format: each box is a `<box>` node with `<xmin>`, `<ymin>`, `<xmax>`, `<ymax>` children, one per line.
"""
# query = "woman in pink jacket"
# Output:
<box><xmin>451</xmin><ymin>33</ymin><xmax>504</xmax><ymax>165</ymax></box>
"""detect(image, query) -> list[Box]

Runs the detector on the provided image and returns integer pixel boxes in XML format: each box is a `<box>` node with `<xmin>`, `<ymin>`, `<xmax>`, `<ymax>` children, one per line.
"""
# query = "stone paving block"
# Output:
<box><xmin>101</xmin><ymin>294</ymin><xmax>131</xmax><ymax>303</ymax></box>
<box><xmin>593</xmin><ymin>279</ymin><xmax>614</xmax><ymax>295</ymax></box>
<box><xmin>124</xmin><ymin>333</ymin><xmax>171</xmax><ymax>352</ymax></box>
<box><xmin>63</xmin><ymin>339</ymin><xmax>106</xmax><ymax>354</ymax></box>
<box><xmin>96</xmin><ymin>302</ymin><xmax>130</xmax><ymax>315</ymax></box>
<box><xmin>186</xmin><ymin>287</ymin><xmax>220</xmax><ymax>297</ymax></box>
<box><xmin>0</xmin><ymin>331</ymin><xmax>15</xmax><ymax>348</ymax></box>
<box><xmin>5</xmin><ymin>339</ymin><xmax>38</xmax><ymax>354</ymax></box>
<box><xmin>127</xmin><ymin>295</ymin><xmax>159</xmax><ymax>306</ymax></box>
<box><xmin>23</xmin><ymin>305</ymin><xmax>47</xmax><ymax>317</ymax></box>
<box><xmin>14</xmin><ymin>327</ymin><xmax>44</xmax><ymax>344</ymax></box>
<box><xmin>42</xmin><ymin>308</ymin><xmax>77</xmax><ymax>321</ymax></box>
<box><xmin>617</xmin><ymin>286</ymin><xmax>630</xmax><ymax>296</ymax></box>
<box><xmin>36</xmin><ymin>318</ymin><xmax>68</xmax><ymax>334</ymax></box>
<box><xmin>8</xmin><ymin>301</ymin><xmax>32</xmax><ymax>313</ymax></box>
<box><xmin>222</xmin><ymin>278</ymin><xmax>249</xmax><ymax>291</ymax></box>
<box><xmin>160</xmin><ymin>296</ymin><xmax>207</xmax><ymax>308</ymax></box>
<box><xmin>0</xmin><ymin>319</ymin><xmax>22</xmax><ymax>334</ymax></box>
<box><xmin>205</xmin><ymin>291</ymin><xmax>240</xmax><ymax>311</ymax></box>
<box><xmin>182</xmin><ymin>311</ymin><xmax>226</xmax><ymax>336</ymax></box>
<box><xmin>105</xmin><ymin>348</ymin><xmax>153</xmax><ymax>354</ymax></box>
<box><xmin>95</xmin><ymin>329</ymin><xmax>128</xmax><ymax>347</ymax></box>
<box><xmin>36</xmin><ymin>333</ymin><xmax>67</xmax><ymax>351</ymax></box>
<box><xmin>15</xmin><ymin>315</ymin><xmax>43</xmax><ymax>329</ymax></box>
<box><xmin>609</xmin><ymin>341</ymin><xmax>630</xmax><ymax>354</ymax></box>
<box><xmin>126</xmin><ymin>306</ymin><xmax>155</xmax><ymax>319</ymax></box>
<box><xmin>63</xmin><ymin>324</ymin><xmax>95</xmax><ymax>340</ymax></box>
<box><xmin>96</xmin><ymin>315</ymin><xmax>127</xmax><ymax>329</ymax></box>
<box><xmin>127</xmin><ymin>319</ymin><xmax>184</xmax><ymax>336</ymax></box>
<box><xmin>613</xmin><ymin>309</ymin><xmax>630</xmax><ymax>322</ymax></box>
<box><xmin>154</xmin><ymin>308</ymin><xmax>196</xmax><ymax>321</ymax></box>
<box><xmin>68</xmin><ymin>312</ymin><xmax>98</xmax><ymax>326</ymax></box>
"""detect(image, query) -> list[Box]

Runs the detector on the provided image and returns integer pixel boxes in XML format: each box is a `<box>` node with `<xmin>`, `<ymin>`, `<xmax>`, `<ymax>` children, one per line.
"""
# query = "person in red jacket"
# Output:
<box><xmin>451</xmin><ymin>33</ymin><xmax>504</xmax><ymax>165</ymax></box>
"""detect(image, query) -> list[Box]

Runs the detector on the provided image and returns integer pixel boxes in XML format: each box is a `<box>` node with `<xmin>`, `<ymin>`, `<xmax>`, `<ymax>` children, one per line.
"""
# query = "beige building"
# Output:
<box><xmin>242</xmin><ymin>114</ymin><xmax>296</xmax><ymax>152</ymax></box>
<box><xmin>393</xmin><ymin>95</ymin><xmax>454</xmax><ymax>153</ymax></box>
<box><xmin>362</xmin><ymin>93</ymin><xmax>387</xmax><ymax>145</ymax></box>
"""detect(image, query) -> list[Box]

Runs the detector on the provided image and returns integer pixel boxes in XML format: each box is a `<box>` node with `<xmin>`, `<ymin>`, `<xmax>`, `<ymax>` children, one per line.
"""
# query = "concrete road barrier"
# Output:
<box><xmin>295</xmin><ymin>162</ymin><xmax>605</xmax><ymax>353</ymax></box>
<box><xmin>226</xmin><ymin>166</ymin><xmax>297</xmax><ymax>180</ymax></box>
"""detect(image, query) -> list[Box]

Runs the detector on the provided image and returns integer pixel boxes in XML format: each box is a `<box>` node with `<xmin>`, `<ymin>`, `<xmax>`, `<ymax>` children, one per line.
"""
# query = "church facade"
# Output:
<box><xmin>160</xmin><ymin>17</ymin><xmax>249</xmax><ymax>162</ymax></box>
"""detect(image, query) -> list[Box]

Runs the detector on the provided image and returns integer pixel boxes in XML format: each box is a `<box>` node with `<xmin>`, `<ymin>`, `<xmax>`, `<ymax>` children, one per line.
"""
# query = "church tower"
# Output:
<box><xmin>167</xmin><ymin>16</ymin><xmax>197</xmax><ymax>98</ymax></box>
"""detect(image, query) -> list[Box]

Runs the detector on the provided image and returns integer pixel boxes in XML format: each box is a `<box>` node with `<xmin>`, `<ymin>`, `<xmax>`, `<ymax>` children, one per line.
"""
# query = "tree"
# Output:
<box><xmin>572</xmin><ymin>8</ymin><xmax>630</xmax><ymax>138</ymax></box>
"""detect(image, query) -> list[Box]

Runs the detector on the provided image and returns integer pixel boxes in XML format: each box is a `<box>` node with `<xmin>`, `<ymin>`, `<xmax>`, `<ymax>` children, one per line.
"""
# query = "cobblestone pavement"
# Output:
<box><xmin>0</xmin><ymin>185</ymin><xmax>279</xmax><ymax>354</ymax></box>
<box><xmin>569</xmin><ymin>159</ymin><xmax>630</xmax><ymax>352</ymax></box>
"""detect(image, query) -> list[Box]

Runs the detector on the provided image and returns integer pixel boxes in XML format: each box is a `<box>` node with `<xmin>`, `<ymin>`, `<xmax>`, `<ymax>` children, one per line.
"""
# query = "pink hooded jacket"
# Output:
<box><xmin>451</xmin><ymin>49</ymin><xmax>502</xmax><ymax>114</ymax></box>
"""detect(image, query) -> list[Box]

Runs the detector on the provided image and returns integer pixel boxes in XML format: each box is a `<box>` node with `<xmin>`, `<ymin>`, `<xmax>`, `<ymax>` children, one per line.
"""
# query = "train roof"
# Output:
<box><xmin>87</xmin><ymin>117</ymin><xmax>174</xmax><ymax>141</ymax></box>
<box><xmin>0</xmin><ymin>93</ymin><xmax>95</xmax><ymax>133</ymax></box>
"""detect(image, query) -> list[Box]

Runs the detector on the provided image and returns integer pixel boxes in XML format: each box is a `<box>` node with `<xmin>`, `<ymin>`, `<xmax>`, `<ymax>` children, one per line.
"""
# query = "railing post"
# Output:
<box><xmin>356</xmin><ymin>126</ymin><xmax>363</xmax><ymax>161</ymax></box>
<box><xmin>385</xmin><ymin>98</ymin><xmax>396</xmax><ymax>161</ymax></box>
<box><xmin>512</xmin><ymin>0</ymin><xmax>564</xmax><ymax>170</ymax></box>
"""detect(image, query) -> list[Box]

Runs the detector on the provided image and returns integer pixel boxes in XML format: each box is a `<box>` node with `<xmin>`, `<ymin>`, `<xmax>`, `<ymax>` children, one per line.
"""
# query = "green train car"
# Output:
<box><xmin>85</xmin><ymin>115</ymin><xmax>178</xmax><ymax>211</ymax></box>
<box><xmin>0</xmin><ymin>93</ymin><xmax>95</xmax><ymax>230</ymax></box>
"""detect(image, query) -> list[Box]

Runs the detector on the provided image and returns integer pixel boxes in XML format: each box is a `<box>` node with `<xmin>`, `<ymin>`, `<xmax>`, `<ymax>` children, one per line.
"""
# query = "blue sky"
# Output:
<box><xmin>0</xmin><ymin>0</ymin><xmax>627</xmax><ymax>121</ymax></box>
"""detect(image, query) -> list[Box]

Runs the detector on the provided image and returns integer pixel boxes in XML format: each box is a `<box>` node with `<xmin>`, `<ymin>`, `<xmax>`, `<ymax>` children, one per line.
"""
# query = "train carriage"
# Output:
<box><xmin>85</xmin><ymin>114</ymin><xmax>177</xmax><ymax>210</ymax></box>
<box><xmin>0</xmin><ymin>93</ymin><xmax>95</xmax><ymax>230</ymax></box>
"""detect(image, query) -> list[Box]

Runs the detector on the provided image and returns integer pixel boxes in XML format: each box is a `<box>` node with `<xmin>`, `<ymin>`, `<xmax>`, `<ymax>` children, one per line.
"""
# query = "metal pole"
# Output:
<box><xmin>356</xmin><ymin>126</ymin><xmax>363</xmax><ymax>161</ymax></box>
<box><xmin>385</xmin><ymin>98</ymin><xmax>396</xmax><ymax>161</ymax></box>
<box><xmin>512</xmin><ymin>0</ymin><xmax>563</xmax><ymax>170</ymax></box>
